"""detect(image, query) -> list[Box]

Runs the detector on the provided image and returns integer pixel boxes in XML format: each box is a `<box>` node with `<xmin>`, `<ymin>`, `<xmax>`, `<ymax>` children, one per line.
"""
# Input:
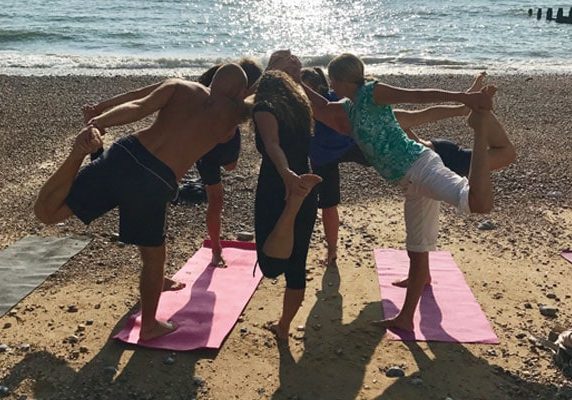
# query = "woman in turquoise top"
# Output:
<box><xmin>297</xmin><ymin>53</ymin><xmax>516</xmax><ymax>333</ymax></box>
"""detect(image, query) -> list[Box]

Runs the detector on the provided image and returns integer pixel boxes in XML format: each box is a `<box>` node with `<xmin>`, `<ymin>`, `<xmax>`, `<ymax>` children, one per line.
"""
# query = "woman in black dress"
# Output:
<box><xmin>253</xmin><ymin>66</ymin><xmax>321</xmax><ymax>340</ymax></box>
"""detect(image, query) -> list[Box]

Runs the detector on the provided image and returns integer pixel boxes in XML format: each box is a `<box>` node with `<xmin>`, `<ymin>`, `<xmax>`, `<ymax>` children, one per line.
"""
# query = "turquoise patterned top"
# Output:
<box><xmin>341</xmin><ymin>81</ymin><xmax>427</xmax><ymax>182</ymax></box>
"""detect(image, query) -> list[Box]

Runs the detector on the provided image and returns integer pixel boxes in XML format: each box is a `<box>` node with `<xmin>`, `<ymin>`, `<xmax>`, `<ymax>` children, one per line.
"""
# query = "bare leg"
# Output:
<box><xmin>269</xmin><ymin>288</ymin><xmax>305</xmax><ymax>340</ymax></box>
<box><xmin>372</xmin><ymin>251</ymin><xmax>429</xmax><ymax>331</ymax></box>
<box><xmin>205</xmin><ymin>183</ymin><xmax>227</xmax><ymax>267</ymax></box>
<box><xmin>139</xmin><ymin>244</ymin><xmax>177</xmax><ymax>341</ymax></box>
<box><xmin>466</xmin><ymin>87</ymin><xmax>510</xmax><ymax>213</ymax></box>
<box><xmin>262</xmin><ymin>174</ymin><xmax>322</xmax><ymax>259</ymax></box>
<box><xmin>34</xmin><ymin>127</ymin><xmax>102</xmax><ymax>224</ymax></box>
<box><xmin>321</xmin><ymin>206</ymin><xmax>339</xmax><ymax>267</ymax></box>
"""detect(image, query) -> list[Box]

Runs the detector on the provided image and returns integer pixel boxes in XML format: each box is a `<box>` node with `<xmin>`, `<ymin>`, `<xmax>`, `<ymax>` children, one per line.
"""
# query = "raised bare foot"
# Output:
<box><xmin>468</xmin><ymin>72</ymin><xmax>487</xmax><ymax>92</ymax></box>
<box><xmin>163</xmin><ymin>277</ymin><xmax>186</xmax><ymax>291</ymax></box>
<box><xmin>371</xmin><ymin>316</ymin><xmax>414</xmax><ymax>332</ymax></box>
<box><xmin>391</xmin><ymin>276</ymin><xmax>432</xmax><ymax>288</ymax></box>
<box><xmin>208</xmin><ymin>249</ymin><xmax>227</xmax><ymax>268</ymax></box>
<box><xmin>140</xmin><ymin>320</ymin><xmax>177</xmax><ymax>341</ymax></box>
<box><xmin>265</xmin><ymin>321</ymin><xmax>289</xmax><ymax>341</ymax></box>
<box><xmin>299</xmin><ymin>174</ymin><xmax>323</xmax><ymax>193</ymax></box>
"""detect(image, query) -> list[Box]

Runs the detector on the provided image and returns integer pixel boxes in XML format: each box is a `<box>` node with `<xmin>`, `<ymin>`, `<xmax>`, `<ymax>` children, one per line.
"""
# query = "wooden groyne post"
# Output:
<box><xmin>530</xmin><ymin>7</ymin><xmax>572</xmax><ymax>24</ymax></box>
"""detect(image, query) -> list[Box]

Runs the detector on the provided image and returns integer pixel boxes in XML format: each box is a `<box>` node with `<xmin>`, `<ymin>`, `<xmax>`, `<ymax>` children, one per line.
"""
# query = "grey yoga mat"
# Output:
<box><xmin>0</xmin><ymin>235</ymin><xmax>91</xmax><ymax>315</ymax></box>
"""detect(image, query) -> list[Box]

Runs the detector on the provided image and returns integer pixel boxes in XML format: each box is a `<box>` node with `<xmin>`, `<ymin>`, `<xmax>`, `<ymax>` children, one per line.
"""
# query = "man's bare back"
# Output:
<box><xmin>135</xmin><ymin>79</ymin><xmax>249</xmax><ymax>180</ymax></box>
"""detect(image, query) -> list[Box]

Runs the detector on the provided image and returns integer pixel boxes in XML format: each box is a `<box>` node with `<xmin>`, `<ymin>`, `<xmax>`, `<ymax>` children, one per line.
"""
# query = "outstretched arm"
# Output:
<box><xmin>301</xmin><ymin>83</ymin><xmax>352</xmax><ymax>134</ymax></box>
<box><xmin>89</xmin><ymin>79</ymin><xmax>181</xmax><ymax>130</ymax></box>
<box><xmin>394</xmin><ymin>104</ymin><xmax>468</xmax><ymax>129</ymax></box>
<box><xmin>373</xmin><ymin>82</ymin><xmax>493</xmax><ymax>111</ymax></box>
<box><xmin>82</xmin><ymin>81</ymin><xmax>164</xmax><ymax>124</ymax></box>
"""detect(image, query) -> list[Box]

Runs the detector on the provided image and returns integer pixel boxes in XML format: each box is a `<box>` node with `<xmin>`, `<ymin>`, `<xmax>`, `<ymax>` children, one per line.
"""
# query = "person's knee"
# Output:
<box><xmin>257</xmin><ymin>254</ymin><xmax>286</xmax><ymax>279</ymax></box>
<box><xmin>505</xmin><ymin>144</ymin><xmax>517</xmax><ymax>165</ymax></box>
<box><xmin>33</xmin><ymin>200</ymin><xmax>52</xmax><ymax>224</ymax></box>
<box><xmin>33</xmin><ymin>200</ymin><xmax>61</xmax><ymax>225</ymax></box>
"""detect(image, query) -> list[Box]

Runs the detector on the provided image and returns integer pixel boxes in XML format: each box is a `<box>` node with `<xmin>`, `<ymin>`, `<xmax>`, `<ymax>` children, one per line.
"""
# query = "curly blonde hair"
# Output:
<box><xmin>254</xmin><ymin>70</ymin><xmax>313</xmax><ymax>135</ymax></box>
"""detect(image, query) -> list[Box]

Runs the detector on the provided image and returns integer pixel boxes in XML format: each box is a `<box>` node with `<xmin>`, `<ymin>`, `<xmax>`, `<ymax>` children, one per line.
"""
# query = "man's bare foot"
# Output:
<box><xmin>265</xmin><ymin>321</ymin><xmax>289</xmax><ymax>340</ymax></box>
<box><xmin>163</xmin><ymin>277</ymin><xmax>186</xmax><ymax>291</ymax></box>
<box><xmin>140</xmin><ymin>320</ymin><xmax>177</xmax><ymax>341</ymax></box>
<box><xmin>371</xmin><ymin>316</ymin><xmax>414</xmax><ymax>332</ymax></box>
<box><xmin>208</xmin><ymin>249</ymin><xmax>227</xmax><ymax>268</ymax></box>
<box><xmin>391</xmin><ymin>276</ymin><xmax>432</xmax><ymax>288</ymax></box>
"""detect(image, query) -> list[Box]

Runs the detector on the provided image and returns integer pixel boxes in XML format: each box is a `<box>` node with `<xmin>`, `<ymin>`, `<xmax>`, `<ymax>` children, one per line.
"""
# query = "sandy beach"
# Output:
<box><xmin>0</xmin><ymin>73</ymin><xmax>571</xmax><ymax>400</ymax></box>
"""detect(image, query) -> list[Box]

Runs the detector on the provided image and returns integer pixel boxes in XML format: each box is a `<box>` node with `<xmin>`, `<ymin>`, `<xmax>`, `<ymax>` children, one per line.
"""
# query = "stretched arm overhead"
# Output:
<box><xmin>373</xmin><ymin>82</ymin><xmax>494</xmax><ymax>111</ymax></box>
<box><xmin>301</xmin><ymin>83</ymin><xmax>352</xmax><ymax>135</ymax></box>
<box><xmin>394</xmin><ymin>104</ymin><xmax>468</xmax><ymax>130</ymax></box>
<box><xmin>88</xmin><ymin>79</ymin><xmax>181</xmax><ymax>130</ymax></box>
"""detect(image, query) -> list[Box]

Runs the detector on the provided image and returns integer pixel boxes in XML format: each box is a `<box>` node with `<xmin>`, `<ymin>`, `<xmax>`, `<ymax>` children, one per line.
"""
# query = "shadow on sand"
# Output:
<box><xmin>2</xmin><ymin>265</ymin><xmax>220</xmax><ymax>400</ymax></box>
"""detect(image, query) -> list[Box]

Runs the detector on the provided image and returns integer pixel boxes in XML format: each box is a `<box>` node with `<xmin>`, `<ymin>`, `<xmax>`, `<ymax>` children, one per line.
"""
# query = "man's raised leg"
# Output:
<box><xmin>139</xmin><ymin>244</ymin><xmax>177</xmax><ymax>341</ymax></box>
<box><xmin>34</xmin><ymin>126</ymin><xmax>102</xmax><ymax>224</ymax></box>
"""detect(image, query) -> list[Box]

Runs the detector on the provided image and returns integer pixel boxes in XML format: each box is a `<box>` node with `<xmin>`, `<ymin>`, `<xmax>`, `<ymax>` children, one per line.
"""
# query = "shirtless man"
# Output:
<box><xmin>34</xmin><ymin>63</ymin><xmax>250</xmax><ymax>341</ymax></box>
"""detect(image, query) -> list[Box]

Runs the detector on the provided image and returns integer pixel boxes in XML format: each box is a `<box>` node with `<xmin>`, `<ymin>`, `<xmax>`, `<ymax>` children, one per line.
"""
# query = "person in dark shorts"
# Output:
<box><xmin>35</xmin><ymin>64</ymin><xmax>251</xmax><ymax>341</ymax></box>
<box><xmin>252</xmin><ymin>53</ymin><xmax>322</xmax><ymax>340</ymax></box>
<box><xmin>85</xmin><ymin>59</ymin><xmax>263</xmax><ymax>268</ymax></box>
<box><xmin>300</xmin><ymin>67</ymin><xmax>479</xmax><ymax>267</ymax></box>
<box><xmin>193</xmin><ymin>60</ymin><xmax>261</xmax><ymax>267</ymax></box>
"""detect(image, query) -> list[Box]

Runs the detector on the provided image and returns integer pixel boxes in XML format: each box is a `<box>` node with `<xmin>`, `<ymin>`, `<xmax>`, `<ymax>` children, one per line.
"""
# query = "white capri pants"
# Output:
<box><xmin>400</xmin><ymin>150</ymin><xmax>471</xmax><ymax>253</ymax></box>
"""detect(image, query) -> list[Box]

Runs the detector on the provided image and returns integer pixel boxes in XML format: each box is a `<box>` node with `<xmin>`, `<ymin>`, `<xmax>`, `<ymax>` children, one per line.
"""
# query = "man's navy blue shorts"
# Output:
<box><xmin>431</xmin><ymin>139</ymin><xmax>472</xmax><ymax>178</ymax></box>
<box><xmin>66</xmin><ymin>135</ymin><xmax>178</xmax><ymax>247</ymax></box>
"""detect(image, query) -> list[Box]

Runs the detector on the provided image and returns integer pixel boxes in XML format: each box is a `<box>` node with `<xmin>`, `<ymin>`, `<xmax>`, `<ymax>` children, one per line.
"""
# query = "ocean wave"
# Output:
<box><xmin>0</xmin><ymin>52</ymin><xmax>571</xmax><ymax>77</ymax></box>
<box><xmin>0</xmin><ymin>28</ymin><xmax>74</xmax><ymax>43</ymax></box>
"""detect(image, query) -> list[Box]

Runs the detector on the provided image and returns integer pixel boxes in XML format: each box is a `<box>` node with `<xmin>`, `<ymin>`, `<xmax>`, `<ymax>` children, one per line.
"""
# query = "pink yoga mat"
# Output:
<box><xmin>375</xmin><ymin>249</ymin><xmax>499</xmax><ymax>344</ymax></box>
<box><xmin>562</xmin><ymin>250</ymin><xmax>572</xmax><ymax>264</ymax></box>
<box><xmin>114</xmin><ymin>240</ymin><xmax>261</xmax><ymax>350</ymax></box>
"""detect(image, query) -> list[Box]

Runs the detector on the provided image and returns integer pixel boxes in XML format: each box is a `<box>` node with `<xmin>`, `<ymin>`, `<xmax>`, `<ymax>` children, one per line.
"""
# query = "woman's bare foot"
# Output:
<box><xmin>163</xmin><ymin>277</ymin><xmax>186</xmax><ymax>291</ymax></box>
<box><xmin>391</xmin><ymin>276</ymin><xmax>432</xmax><ymax>288</ymax></box>
<box><xmin>209</xmin><ymin>249</ymin><xmax>227</xmax><ymax>268</ymax></box>
<box><xmin>371</xmin><ymin>316</ymin><xmax>414</xmax><ymax>332</ymax></box>
<box><xmin>265</xmin><ymin>321</ymin><xmax>289</xmax><ymax>340</ymax></box>
<box><xmin>140</xmin><ymin>320</ymin><xmax>177</xmax><ymax>341</ymax></box>
<box><xmin>461</xmin><ymin>72</ymin><xmax>488</xmax><ymax>115</ymax></box>
<box><xmin>299</xmin><ymin>173</ymin><xmax>323</xmax><ymax>191</ymax></box>
<box><xmin>468</xmin><ymin>72</ymin><xmax>487</xmax><ymax>92</ymax></box>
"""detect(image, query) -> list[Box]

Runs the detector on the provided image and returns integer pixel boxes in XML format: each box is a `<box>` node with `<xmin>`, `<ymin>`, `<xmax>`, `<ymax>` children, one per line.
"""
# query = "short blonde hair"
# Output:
<box><xmin>327</xmin><ymin>53</ymin><xmax>365</xmax><ymax>86</ymax></box>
